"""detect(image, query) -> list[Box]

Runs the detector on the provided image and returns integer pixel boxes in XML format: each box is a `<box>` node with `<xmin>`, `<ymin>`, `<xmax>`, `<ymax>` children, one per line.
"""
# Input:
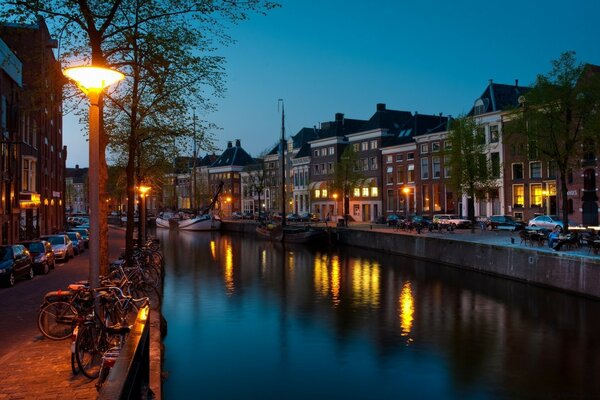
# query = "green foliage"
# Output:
<box><xmin>446</xmin><ymin>114</ymin><xmax>498</xmax><ymax>198</ymax></box>
<box><xmin>504</xmin><ymin>51</ymin><xmax>600</xmax><ymax>230</ymax></box>
<box><xmin>329</xmin><ymin>146</ymin><xmax>363</xmax><ymax>196</ymax></box>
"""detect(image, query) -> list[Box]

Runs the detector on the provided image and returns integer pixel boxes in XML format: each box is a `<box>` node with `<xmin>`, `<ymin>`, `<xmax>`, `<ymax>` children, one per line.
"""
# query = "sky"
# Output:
<box><xmin>63</xmin><ymin>0</ymin><xmax>600</xmax><ymax>167</ymax></box>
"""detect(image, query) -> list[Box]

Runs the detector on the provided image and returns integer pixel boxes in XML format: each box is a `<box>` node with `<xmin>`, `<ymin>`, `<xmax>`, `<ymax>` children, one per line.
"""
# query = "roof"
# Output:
<box><xmin>211</xmin><ymin>141</ymin><xmax>255</xmax><ymax>168</ymax></box>
<box><xmin>294</xmin><ymin>142</ymin><xmax>312</xmax><ymax>158</ymax></box>
<box><xmin>291</xmin><ymin>127</ymin><xmax>321</xmax><ymax>149</ymax></box>
<box><xmin>319</xmin><ymin>114</ymin><xmax>368</xmax><ymax>139</ymax></box>
<box><xmin>469</xmin><ymin>81</ymin><xmax>531</xmax><ymax>115</ymax></box>
<box><xmin>65</xmin><ymin>166</ymin><xmax>88</xmax><ymax>184</ymax></box>
<box><xmin>361</xmin><ymin>107</ymin><xmax>413</xmax><ymax>133</ymax></box>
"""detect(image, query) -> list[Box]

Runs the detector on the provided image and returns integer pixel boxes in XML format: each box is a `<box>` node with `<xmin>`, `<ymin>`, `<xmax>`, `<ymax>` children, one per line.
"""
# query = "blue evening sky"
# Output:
<box><xmin>63</xmin><ymin>0</ymin><xmax>600</xmax><ymax>167</ymax></box>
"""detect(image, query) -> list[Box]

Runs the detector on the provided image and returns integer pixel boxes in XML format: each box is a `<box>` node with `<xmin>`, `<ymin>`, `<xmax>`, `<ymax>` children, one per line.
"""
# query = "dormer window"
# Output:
<box><xmin>473</xmin><ymin>99</ymin><xmax>485</xmax><ymax>115</ymax></box>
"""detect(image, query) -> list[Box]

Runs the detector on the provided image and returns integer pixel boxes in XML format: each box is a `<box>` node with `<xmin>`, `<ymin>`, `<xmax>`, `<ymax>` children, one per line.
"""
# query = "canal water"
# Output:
<box><xmin>159</xmin><ymin>230</ymin><xmax>600</xmax><ymax>399</ymax></box>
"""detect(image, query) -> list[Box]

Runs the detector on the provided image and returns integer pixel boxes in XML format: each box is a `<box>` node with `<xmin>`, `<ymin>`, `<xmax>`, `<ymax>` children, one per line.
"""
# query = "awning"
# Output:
<box><xmin>309</xmin><ymin>181</ymin><xmax>327</xmax><ymax>190</ymax></box>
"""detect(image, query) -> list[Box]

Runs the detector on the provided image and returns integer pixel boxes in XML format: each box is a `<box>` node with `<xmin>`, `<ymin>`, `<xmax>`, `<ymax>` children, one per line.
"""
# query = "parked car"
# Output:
<box><xmin>387</xmin><ymin>214</ymin><xmax>401</xmax><ymax>226</ymax></box>
<box><xmin>68</xmin><ymin>228</ymin><xmax>89</xmax><ymax>248</ymax></box>
<box><xmin>63</xmin><ymin>232</ymin><xmax>85</xmax><ymax>255</ymax></box>
<box><xmin>242</xmin><ymin>211</ymin><xmax>254</xmax><ymax>220</ymax></box>
<box><xmin>0</xmin><ymin>244</ymin><xmax>34</xmax><ymax>287</ymax></box>
<box><xmin>231</xmin><ymin>211</ymin><xmax>243</xmax><ymax>219</ymax></box>
<box><xmin>527</xmin><ymin>215</ymin><xmax>565</xmax><ymax>231</ymax></box>
<box><xmin>433</xmin><ymin>214</ymin><xmax>472</xmax><ymax>229</ymax></box>
<box><xmin>40</xmin><ymin>234</ymin><xmax>74</xmax><ymax>262</ymax></box>
<box><xmin>286</xmin><ymin>213</ymin><xmax>301</xmax><ymax>222</ymax></box>
<box><xmin>298</xmin><ymin>212</ymin><xmax>319</xmax><ymax>222</ymax></box>
<box><xmin>20</xmin><ymin>240</ymin><xmax>55</xmax><ymax>275</ymax></box>
<box><xmin>486</xmin><ymin>215</ymin><xmax>526</xmax><ymax>231</ymax></box>
<box><xmin>411</xmin><ymin>215</ymin><xmax>433</xmax><ymax>228</ymax></box>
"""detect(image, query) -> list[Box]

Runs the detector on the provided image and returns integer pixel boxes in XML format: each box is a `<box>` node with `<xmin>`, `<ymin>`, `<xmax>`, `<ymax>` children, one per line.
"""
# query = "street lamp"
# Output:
<box><xmin>333</xmin><ymin>193</ymin><xmax>338</xmax><ymax>219</ymax></box>
<box><xmin>138</xmin><ymin>185</ymin><xmax>151</xmax><ymax>246</ymax></box>
<box><xmin>402</xmin><ymin>187</ymin><xmax>410</xmax><ymax>217</ymax></box>
<box><xmin>63</xmin><ymin>66</ymin><xmax>124</xmax><ymax>289</ymax></box>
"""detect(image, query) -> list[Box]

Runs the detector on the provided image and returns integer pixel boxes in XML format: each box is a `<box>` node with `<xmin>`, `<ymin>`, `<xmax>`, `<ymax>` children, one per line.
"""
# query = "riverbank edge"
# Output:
<box><xmin>222</xmin><ymin>222</ymin><xmax>600</xmax><ymax>300</ymax></box>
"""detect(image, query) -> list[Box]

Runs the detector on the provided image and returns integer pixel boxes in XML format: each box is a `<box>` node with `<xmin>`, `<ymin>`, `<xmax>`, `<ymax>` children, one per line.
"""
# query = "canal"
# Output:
<box><xmin>159</xmin><ymin>229</ymin><xmax>600</xmax><ymax>399</ymax></box>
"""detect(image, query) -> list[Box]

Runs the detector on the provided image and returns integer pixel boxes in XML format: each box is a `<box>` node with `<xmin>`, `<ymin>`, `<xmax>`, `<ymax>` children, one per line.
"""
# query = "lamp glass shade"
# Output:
<box><xmin>64</xmin><ymin>66</ymin><xmax>124</xmax><ymax>91</ymax></box>
<box><xmin>138</xmin><ymin>185</ymin><xmax>151</xmax><ymax>196</ymax></box>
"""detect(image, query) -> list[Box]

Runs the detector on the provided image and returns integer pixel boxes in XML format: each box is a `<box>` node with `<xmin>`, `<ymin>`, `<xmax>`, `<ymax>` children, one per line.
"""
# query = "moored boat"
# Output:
<box><xmin>179</xmin><ymin>214</ymin><xmax>222</xmax><ymax>231</ymax></box>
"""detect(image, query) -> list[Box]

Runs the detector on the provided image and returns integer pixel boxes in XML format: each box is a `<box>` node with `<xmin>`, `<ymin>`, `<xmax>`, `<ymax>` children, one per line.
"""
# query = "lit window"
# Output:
<box><xmin>353</xmin><ymin>188</ymin><xmax>360</xmax><ymax>197</ymax></box>
<box><xmin>362</xmin><ymin>187</ymin><xmax>369</xmax><ymax>196</ymax></box>
<box><xmin>530</xmin><ymin>183</ymin><xmax>543</xmax><ymax>207</ymax></box>
<box><xmin>370</xmin><ymin>140</ymin><xmax>378</xmax><ymax>149</ymax></box>
<box><xmin>322</xmin><ymin>189</ymin><xmax>328</xmax><ymax>197</ymax></box>
<box><xmin>371</xmin><ymin>187</ymin><xmax>378</xmax><ymax>197</ymax></box>
<box><xmin>512</xmin><ymin>184</ymin><xmax>524</xmax><ymax>208</ymax></box>
<box><xmin>361</xmin><ymin>142</ymin><xmax>368</xmax><ymax>151</ymax></box>
<box><xmin>315</xmin><ymin>190</ymin><xmax>321</xmax><ymax>198</ymax></box>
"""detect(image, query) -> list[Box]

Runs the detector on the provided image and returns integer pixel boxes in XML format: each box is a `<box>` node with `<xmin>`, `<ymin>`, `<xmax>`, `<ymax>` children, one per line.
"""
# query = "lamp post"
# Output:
<box><xmin>138</xmin><ymin>185</ymin><xmax>151</xmax><ymax>246</ymax></box>
<box><xmin>333</xmin><ymin>193</ymin><xmax>338</xmax><ymax>219</ymax></box>
<box><xmin>403</xmin><ymin>187</ymin><xmax>410</xmax><ymax>217</ymax></box>
<box><xmin>63</xmin><ymin>66</ymin><xmax>124</xmax><ymax>289</ymax></box>
<box><xmin>341</xmin><ymin>156</ymin><xmax>350</xmax><ymax>227</ymax></box>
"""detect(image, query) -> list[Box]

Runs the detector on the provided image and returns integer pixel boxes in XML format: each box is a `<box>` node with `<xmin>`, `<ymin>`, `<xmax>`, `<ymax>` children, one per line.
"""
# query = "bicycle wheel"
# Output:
<box><xmin>37</xmin><ymin>301</ymin><xmax>77</xmax><ymax>340</ymax></box>
<box><xmin>75</xmin><ymin>322</ymin><xmax>105</xmax><ymax>379</ymax></box>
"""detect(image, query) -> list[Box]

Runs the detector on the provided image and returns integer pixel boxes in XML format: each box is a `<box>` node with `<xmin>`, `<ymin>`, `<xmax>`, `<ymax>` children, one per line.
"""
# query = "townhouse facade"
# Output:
<box><xmin>0</xmin><ymin>17</ymin><xmax>65</xmax><ymax>241</ymax></box>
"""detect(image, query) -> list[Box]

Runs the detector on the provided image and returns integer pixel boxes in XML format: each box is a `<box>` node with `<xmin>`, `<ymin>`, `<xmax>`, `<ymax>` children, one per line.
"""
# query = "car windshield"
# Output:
<box><xmin>43</xmin><ymin>236</ymin><xmax>64</xmax><ymax>245</ymax></box>
<box><xmin>67</xmin><ymin>233</ymin><xmax>78</xmax><ymax>240</ymax></box>
<box><xmin>27</xmin><ymin>243</ymin><xmax>44</xmax><ymax>253</ymax></box>
<box><xmin>0</xmin><ymin>247</ymin><xmax>12</xmax><ymax>261</ymax></box>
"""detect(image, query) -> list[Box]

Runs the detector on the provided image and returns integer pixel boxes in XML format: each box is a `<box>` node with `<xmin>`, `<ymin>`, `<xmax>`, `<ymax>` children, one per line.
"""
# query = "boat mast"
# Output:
<box><xmin>279</xmin><ymin>99</ymin><xmax>286</xmax><ymax>227</ymax></box>
<box><xmin>191</xmin><ymin>109</ymin><xmax>197</xmax><ymax>211</ymax></box>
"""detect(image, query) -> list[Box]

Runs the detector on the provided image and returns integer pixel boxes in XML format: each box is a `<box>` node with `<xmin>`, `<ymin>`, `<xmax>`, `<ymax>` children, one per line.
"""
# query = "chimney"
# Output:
<box><xmin>489</xmin><ymin>78</ymin><xmax>493</xmax><ymax>85</ymax></box>
<box><xmin>515</xmin><ymin>79</ymin><xmax>519</xmax><ymax>87</ymax></box>
<box><xmin>227</xmin><ymin>141</ymin><xmax>232</xmax><ymax>148</ymax></box>
<box><xmin>335</xmin><ymin>113</ymin><xmax>344</xmax><ymax>122</ymax></box>
<box><xmin>235</xmin><ymin>139</ymin><xmax>241</xmax><ymax>147</ymax></box>
<box><xmin>75</xmin><ymin>164</ymin><xmax>79</xmax><ymax>169</ymax></box>
<box><xmin>376</xmin><ymin>103</ymin><xmax>386</xmax><ymax>112</ymax></box>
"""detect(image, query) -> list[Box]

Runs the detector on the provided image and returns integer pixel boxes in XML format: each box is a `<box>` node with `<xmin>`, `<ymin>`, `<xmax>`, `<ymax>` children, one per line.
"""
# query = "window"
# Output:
<box><xmin>397</xmin><ymin>167</ymin><xmax>405</xmax><ymax>184</ymax></box>
<box><xmin>444</xmin><ymin>155</ymin><xmax>451</xmax><ymax>178</ymax></box>
<box><xmin>396</xmin><ymin>154</ymin><xmax>404</xmax><ymax>162</ymax></box>
<box><xmin>548</xmin><ymin>161</ymin><xmax>557</xmax><ymax>179</ymax></box>
<box><xmin>386</xmin><ymin>155</ymin><xmax>393</xmax><ymax>164</ymax></box>
<box><xmin>408</xmin><ymin>164</ymin><xmax>415</xmax><ymax>183</ymax></box>
<box><xmin>476</xmin><ymin>126</ymin><xmax>486</xmax><ymax>144</ymax></box>
<box><xmin>512</xmin><ymin>184</ymin><xmax>524</xmax><ymax>208</ymax></box>
<box><xmin>370</xmin><ymin>140</ymin><xmax>378</xmax><ymax>149</ymax></box>
<box><xmin>315</xmin><ymin>190</ymin><xmax>321</xmax><ymax>198</ymax></box>
<box><xmin>530</xmin><ymin>161</ymin><xmax>542</xmax><ymax>179</ymax></box>
<box><xmin>361</xmin><ymin>142</ymin><xmax>369</xmax><ymax>151</ymax></box>
<box><xmin>512</xmin><ymin>163</ymin><xmax>523</xmax><ymax>179</ymax></box>
<box><xmin>432</xmin><ymin>157</ymin><xmax>441</xmax><ymax>178</ymax></box>
<box><xmin>420</xmin><ymin>158</ymin><xmax>429</xmax><ymax>180</ymax></box>
<box><xmin>353</xmin><ymin>188</ymin><xmax>360</xmax><ymax>197</ymax></box>
<box><xmin>328</xmin><ymin>146</ymin><xmax>335</xmax><ymax>155</ymax></box>
<box><xmin>22</xmin><ymin>158</ymin><xmax>36</xmax><ymax>192</ymax></box>
<box><xmin>528</xmin><ymin>140</ymin><xmax>538</xmax><ymax>159</ymax></box>
<box><xmin>370</xmin><ymin>157</ymin><xmax>377</xmax><ymax>170</ymax></box>
<box><xmin>314</xmin><ymin>150</ymin><xmax>319</xmax><ymax>157</ymax></box>
<box><xmin>386</xmin><ymin>170</ymin><xmax>394</xmax><ymax>185</ymax></box>
<box><xmin>362</xmin><ymin>159</ymin><xmax>368</xmax><ymax>171</ymax></box>
<box><xmin>322</xmin><ymin>189</ymin><xmax>327</xmax><ymax>198</ymax></box>
<box><xmin>489</xmin><ymin>125</ymin><xmax>499</xmax><ymax>143</ymax></box>
<box><xmin>422</xmin><ymin>185</ymin><xmax>430</xmax><ymax>212</ymax></box>
<box><xmin>444</xmin><ymin>141</ymin><xmax>452</xmax><ymax>150</ymax></box>
<box><xmin>371</xmin><ymin>187</ymin><xmax>378</xmax><ymax>197</ymax></box>
<box><xmin>432</xmin><ymin>142</ymin><xmax>440</xmax><ymax>152</ymax></box>
<box><xmin>314</xmin><ymin>165</ymin><xmax>319</xmax><ymax>175</ymax></box>
<box><xmin>420</xmin><ymin>143</ymin><xmax>428</xmax><ymax>154</ymax></box>
<box><xmin>491</xmin><ymin>152</ymin><xmax>500</xmax><ymax>178</ymax></box>
<box><xmin>328</xmin><ymin>163</ymin><xmax>333</xmax><ymax>173</ymax></box>
<box><xmin>407</xmin><ymin>152</ymin><xmax>414</xmax><ymax>160</ymax></box>
<box><xmin>433</xmin><ymin>183</ymin><xmax>442</xmax><ymax>212</ymax></box>
<box><xmin>353</xmin><ymin>143</ymin><xmax>359</xmax><ymax>152</ymax></box>
<box><xmin>362</xmin><ymin>187</ymin><xmax>369</xmax><ymax>197</ymax></box>
<box><xmin>530</xmin><ymin>183</ymin><xmax>543</xmax><ymax>208</ymax></box>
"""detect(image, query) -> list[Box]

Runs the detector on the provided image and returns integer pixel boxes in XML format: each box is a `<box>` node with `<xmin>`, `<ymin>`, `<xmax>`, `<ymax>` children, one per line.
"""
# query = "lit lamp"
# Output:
<box><xmin>63</xmin><ymin>66</ymin><xmax>124</xmax><ymax>290</ymax></box>
<box><xmin>333</xmin><ymin>193</ymin><xmax>338</xmax><ymax>218</ymax></box>
<box><xmin>226</xmin><ymin>196</ymin><xmax>232</xmax><ymax>217</ymax></box>
<box><xmin>402</xmin><ymin>187</ymin><xmax>410</xmax><ymax>217</ymax></box>
<box><xmin>138</xmin><ymin>185</ymin><xmax>151</xmax><ymax>245</ymax></box>
<box><xmin>542</xmin><ymin>190</ymin><xmax>549</xmax><ymax>215</ymax></box>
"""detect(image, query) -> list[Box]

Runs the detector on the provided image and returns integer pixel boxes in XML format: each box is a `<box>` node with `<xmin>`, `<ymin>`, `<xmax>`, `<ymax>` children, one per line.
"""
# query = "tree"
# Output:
<box><xmin>3</xmin><ymin>0</ymin><xmax>279</xmax><ymax>270</ymax></box>
<box><xmin>505</xmin><ymin>51</ymin><xmax>600</xmax><ymax>231</ymax></box>
<box><xmin>329</xmin><ymin>146</ymin><xmax>363</xmax><ymax>225</ymax></box>
<box><xmin>446</xmin><ymin>114</ymin><xmax>498</xmax><ymax>231</ymax></box>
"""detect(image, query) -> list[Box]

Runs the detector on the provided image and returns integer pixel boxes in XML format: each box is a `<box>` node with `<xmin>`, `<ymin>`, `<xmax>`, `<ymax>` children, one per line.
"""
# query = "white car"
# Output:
<box><xmin>527</xmin><ymin>215</ymin><xmax>564</xmax><ymax>231</ymax></box>
<box><xmin>40</xmin><ymin>234</ymin><xmax>74</xmax><ymax>262</ymax></box>
<box><xmin>432</xmin><ymin>214</ymin><xmax>472</xmax><ymax>229</ymax></box>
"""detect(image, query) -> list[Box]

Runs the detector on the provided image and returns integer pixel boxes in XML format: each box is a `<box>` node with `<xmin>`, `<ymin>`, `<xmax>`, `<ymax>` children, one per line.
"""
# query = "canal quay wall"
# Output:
<box><xmin>223</xmin><ymin>221</ymin><xmax>600</xmax><ymax>300</ymax></box>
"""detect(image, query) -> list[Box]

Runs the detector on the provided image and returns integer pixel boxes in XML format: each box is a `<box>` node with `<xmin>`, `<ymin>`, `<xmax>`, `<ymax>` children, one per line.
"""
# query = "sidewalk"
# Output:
<box><xmin>0</xmin><ymin>227</ymin><xmax>162</xmax><ymax>400</ymax></box>
<box><xmin>348</xmin><ymin>222</ymin><xmax>598</xmax><ymax>259</ymax></box>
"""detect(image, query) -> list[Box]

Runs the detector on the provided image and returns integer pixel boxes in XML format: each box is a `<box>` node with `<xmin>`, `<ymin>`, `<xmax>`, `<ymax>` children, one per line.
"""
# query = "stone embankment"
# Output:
<box><xmin>223</xmin><ymin>221</ymin><xmax>600</xmax><ymax>299</ymax></box>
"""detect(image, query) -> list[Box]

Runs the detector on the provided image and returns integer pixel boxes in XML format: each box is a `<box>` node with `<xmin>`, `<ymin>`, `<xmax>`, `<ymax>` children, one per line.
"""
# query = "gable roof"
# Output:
<box><xmin>291</xmin><ymin>127</ymin><xmax>321</xmax><ymax>149</ymax></box>
<box><xmin>319</xmin><ymin>113</ymin><xmax>368</xmax><ymax>139</ymax></box>
<box><xmin>361</xmin><ymin>104</ymin><xmax>413</xmax><ymax>133</ymax></box>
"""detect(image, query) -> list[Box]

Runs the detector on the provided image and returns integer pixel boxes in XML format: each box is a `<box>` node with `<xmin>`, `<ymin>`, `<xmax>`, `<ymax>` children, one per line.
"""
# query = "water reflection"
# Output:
<box><xmin>161</xmin><ymin>230</ymin><xmax>600</xmax><ymax>399</ymax></box>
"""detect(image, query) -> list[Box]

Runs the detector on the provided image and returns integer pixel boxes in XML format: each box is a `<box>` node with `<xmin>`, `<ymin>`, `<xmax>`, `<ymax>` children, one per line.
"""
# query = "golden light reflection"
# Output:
<box><xmin>399</xmin><ymin>282</ymin><xmax>415</xmax><ymax>340</ymax></box>
<box><xmin>261</xmin><ymin>249</ymin><xmax>267</xmax><ymax>276</ymax></box>
<box><xmin>351</xmin><ymin>258</ymin><xmax>380</xmax><ymax>308</ymax></box>
<box><xmin>331</xmin><ymin>255</ymin><xmax>341</xmax><ymax>306</ymax></box>
<box><xmin>210</xmin><ymin>240</ymin><xmax>216</xmax><ymax>261</ymax></box>
<box><xmin>314</xmin><ymin>254</ymin><xmax>330</xmax><ymax>298</ymax></box>
<box><xmin>224</xmin><ymin>241</ymin><xmax>234</xmax><ymax>295</ymax></box>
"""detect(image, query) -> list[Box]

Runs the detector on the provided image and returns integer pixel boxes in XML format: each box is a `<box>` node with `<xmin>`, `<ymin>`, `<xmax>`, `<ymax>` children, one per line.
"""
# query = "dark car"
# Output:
<box><xmin>286</xmin><ymin>213</ymin><xmax>301</xmax><ymax>222</ymax></box>
<box><xmin>411</xmin><ymin>215</ymin><xmax>433</xmax><ymax>228</ymax></box>
<box><xmin>20</xmin><ymin>240</ymin><xmax>55</xmax><ymax>275</ymax></box>
<box><xmin>68</xmin><ymin>228</ymin><xmax>89</xmax><ymax>248</ymax></box>
<box><xmin>64</xmin><ymin>232</ymin><xmax>85</xmax><ymax>255</ymax></box>
<box><xmin>486</xmin><ymin>215</ymin><xmax>526</xmax><ymax>231</ymax></box>
<box><xmin>0</xmin><ymin>244</ymin><xmax>34</xmax><ymax>287</ymax></box>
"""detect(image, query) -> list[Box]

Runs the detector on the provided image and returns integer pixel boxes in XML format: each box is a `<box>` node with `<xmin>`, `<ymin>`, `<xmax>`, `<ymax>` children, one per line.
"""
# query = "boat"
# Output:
<box><xmin>255</xmin><ymin>100</ymin><xmax>326</xmax><ymax>244</ymax></box>
<box><xmin>158</xmin><ymin>182</ymin><xmax>224</xmax><ymax>231</ymax></box>
<box><xmin>178</xmin><ymin>213</ymin><xmax>222</xmax><ymax>231</ymax></box>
